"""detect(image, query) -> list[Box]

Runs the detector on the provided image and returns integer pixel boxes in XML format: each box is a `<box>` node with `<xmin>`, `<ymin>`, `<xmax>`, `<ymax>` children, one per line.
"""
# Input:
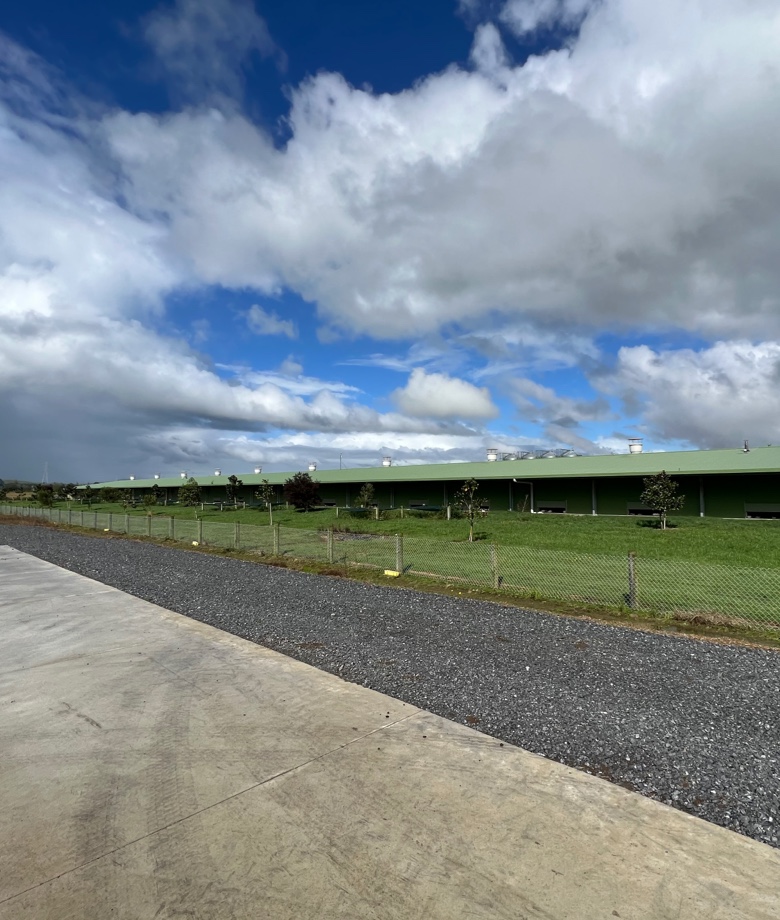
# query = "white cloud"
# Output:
<box><xmin>470</xmin><ymin>23</ymin><xmax>509</xmax><ymax>79</ymax></box>
<box><xmin>138</xmin><ymin>427</ymin><xmax>497</xmax><ymax>474</ymax></box>
<box><xmin>143</xmin><ymin>0</ymin><xmax>283</xmax><ymax>102</ymax></box>
<box><xmin>500</xmin><ymin>0</ymin><xmax>591</xmax><ymax>36</ymax></box>
<box><xmin>278</xmin><ymin>356</ymin><xmax>303</xmax><ymax>376</ymax></box>
<box><xmin>101</xmin><ymin>0</ymin><xmax>780</xmax><ymax>344</ymax></box>
<box><xmin>4</xmin><ymin>3</ymin><xmax>780</xmax><ymax>474</ymax></box>
<box><xmin>510</xmin><ymin>376</ymin><xmax>610</xmax><ymax>427</ymax></box>
<box><xmin>597</xmin><ymin>340</ymin><xmax>780</xmax><ymax>448</ymax></box>
<box><xmin>392</xmin><ymin>368</ymin><xmax>499</xmax><ymax>420</ymax></box>
<box><xmin>246</xmin><ymin>304</ymin><xmax>297</xmax><ymax>338</ymax></box>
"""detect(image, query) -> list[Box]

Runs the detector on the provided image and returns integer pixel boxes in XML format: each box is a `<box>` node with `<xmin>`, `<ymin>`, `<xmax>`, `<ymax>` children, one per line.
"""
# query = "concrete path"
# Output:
<box><xmin>1</xmin><ymin>546</ymin><xmax>778</xmax><ymax>920</ymax></box>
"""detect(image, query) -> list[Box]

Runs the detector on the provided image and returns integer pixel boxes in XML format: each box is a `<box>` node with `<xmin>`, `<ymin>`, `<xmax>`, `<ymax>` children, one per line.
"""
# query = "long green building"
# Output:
<box><xmin>85</xmin><ymin>445</ymin><xmax>780</xmax><ymax>519</ymax></box>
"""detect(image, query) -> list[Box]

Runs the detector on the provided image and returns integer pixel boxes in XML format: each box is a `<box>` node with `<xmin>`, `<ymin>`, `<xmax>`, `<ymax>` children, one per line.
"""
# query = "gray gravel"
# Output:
<box><xmin>2</xmin><ymin>523</ymin><xmax>779</xmax><ymax>848</ymax></box>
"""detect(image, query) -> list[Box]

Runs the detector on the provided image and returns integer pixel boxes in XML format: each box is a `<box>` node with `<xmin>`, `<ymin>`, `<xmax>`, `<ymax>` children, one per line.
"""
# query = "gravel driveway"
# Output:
<box><xmin>2</xmin><ymin>523</ymin><xmax>779</xmax><ymax>848</ymax></box>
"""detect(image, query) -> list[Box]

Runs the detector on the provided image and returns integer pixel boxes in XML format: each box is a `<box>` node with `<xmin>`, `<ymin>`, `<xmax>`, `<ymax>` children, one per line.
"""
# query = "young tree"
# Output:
<box><xmin>82</xmin><ymin>485</ymin><xmax>95</xmax><ymax>508</ymax></box>
<box><xmin>100</xmin><ymin>487</ymin><xmax>121</xmax><ymax>504</ymax></box>
<box><xmin>121</xmin><ymin>490</ymin><xmax>134</xmax><ymax>509</ymax></box>
<box><xmin>226</xmin><ymin>474</ymin><xmax>244</xmax><ymax>506</ymax></box>
<box><xmin>255</xmin><ymin>479</ymin><xmax>276</xmax><ymax>522</ymax></box>
<box><xmin>143</xmin><ymin>492</ymin><xmax>158</xmax><ymax>513</ymax></box>
<box><xmin>640</xmin><ymin>470</ymin><xmax>685</xmax><ymax>530</ymax></box>
<box><xmin>454</xmin><ymin>478</ymin><xmax>480</xmax><ymax>542</ymax></box>
<box><xmin>35</xmin><ymin>484</ymin><xmax>54</xmax><ymax>508</ymax></box>
<box><xmin>283</xmin><ymin>472</ymin><xmax>321</xmax><ymax>512</ymax></box>
<box><xmin>356</xmin><ymin>482</ymin><xmax>375</xmax><ymax>508</ymax></box>
<box><xmin>178</xmin><ymin>477</ymin><xmax>201</xmax><ymax>507</ymax></box>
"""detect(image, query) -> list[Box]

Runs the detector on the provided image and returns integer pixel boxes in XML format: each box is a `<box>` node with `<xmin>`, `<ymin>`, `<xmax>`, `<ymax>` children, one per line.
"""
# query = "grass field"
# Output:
<box><xmin>28</xmin><ymin>501</ymin><xmax>780</xmax><ymax>569</ymax></box>
<box><xmin>6</xmin><ymin>502</ymin><xmax>780</xmax><ymax>628</ymax></box>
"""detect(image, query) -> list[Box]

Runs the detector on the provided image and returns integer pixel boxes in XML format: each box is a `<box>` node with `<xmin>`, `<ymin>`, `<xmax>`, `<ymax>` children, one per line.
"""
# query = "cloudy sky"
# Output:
<box><xmin>1</xmin><ymin>0</ymin><xmax>779</xmax><ymax>482</ymax></box>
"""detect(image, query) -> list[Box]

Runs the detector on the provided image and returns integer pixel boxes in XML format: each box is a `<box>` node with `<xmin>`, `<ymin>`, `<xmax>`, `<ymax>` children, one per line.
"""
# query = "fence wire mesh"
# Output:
<box><xmin>3</xmin><ymin>505</ymin><xmax>779</xmax><ymax>630</ymax></box>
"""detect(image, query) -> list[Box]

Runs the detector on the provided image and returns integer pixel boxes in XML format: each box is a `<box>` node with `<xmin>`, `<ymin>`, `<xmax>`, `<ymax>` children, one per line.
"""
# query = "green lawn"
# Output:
<box><xmin>17</xmin><ymin>500</ymin><xmax>780</xmax><ymax>568</ymax></box>
<box><xmin>7</xmin><ymin>502</ymin><xmax>780</xmax><ymax>626</ymax></box>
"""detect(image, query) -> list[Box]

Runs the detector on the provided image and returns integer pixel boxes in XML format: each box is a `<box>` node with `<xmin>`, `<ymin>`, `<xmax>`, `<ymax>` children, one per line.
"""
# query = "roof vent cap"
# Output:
<box><xmin>382</xmin><ymin>456</ymin><xmax>392</xmax><ymax>467</ymax></box>
<box><xmin>486</xmin><ymin>448</ymin><xmax>498</xmax><ymax>462</ymax></box>
<box><xmin>628</xmin><ymin>438</ymin><xmax>643</xmax><ymax>454</ymax></box>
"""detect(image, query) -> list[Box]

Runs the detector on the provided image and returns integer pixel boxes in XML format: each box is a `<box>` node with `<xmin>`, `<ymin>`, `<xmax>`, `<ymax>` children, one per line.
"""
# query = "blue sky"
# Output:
<box><xmin>1</xmin><ymin>0</ymin><xmax>779</xmax><ymax>482</ymax></box>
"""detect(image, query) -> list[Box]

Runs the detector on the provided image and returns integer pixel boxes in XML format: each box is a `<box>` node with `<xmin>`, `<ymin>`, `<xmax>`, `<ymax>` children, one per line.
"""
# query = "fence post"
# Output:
<box><xmin>68</xmin><ymin>507</ymin><xmax>72</xmax><ymax>525</ymax></box>
<box><xmin>327</xmin><ymin>527</ymin><xmax>334</xmax><ymax>564</ymax></box>
<box><xmin>80</xmin><ymin>511</ymin><xmax>84</xmax><ymax>527</ymax></box>
<box><xmin>197</xmin><ymin>519</ymin><xmax>203</xmax><ymax>544</ymax></box>
<box><xmin>447</xmin><ymin>505</ymin><xmax>451</xmax><ymax>520</ymax></box>
<box><xmin>627</xmin><ymin>552</ymin><xmax>638</xmax><ymax>609</ymax></box>
<box><xmin>93</xmin><ymin>511</ymin><xmax>98</xmax><ymax>530</ymax></box>
<box><xmin>375</xmin><ymin>506</ymin><xmax>379</xmax><ymax>521</ymax></box>
<box><xmin>273</xmin><ymin>522</ymin><xmax>280</xmax><ymax>555</ymax></box>
<box><xmin>125</xmin><ymin>514</ymin><xmax>130</xmax><ymax>534</ymax></box>
<box><xmin>490</xmin><ymin>543</ymin><xmax>500</xmax><ymax>589</ymax></box>
<box><xmin>395</xmin><ymin>533</ymin><xmax>404</xmax><ymax>573</ymax></box>
<box><xmin>235</xmin><ymin>522</ymin><xmax>240</xmax><ymax>549</ymax></box>
<box><xmin>147</xmin><ymin>515</ymin><xmax>152</xmax><ymax>538</ymax></box>
<box><xmin>169</xmin><ymin>516</ymin><xmax>174</xmax><ymax>540</ymax></box>
<box><xmin>108</xmin><ymin>512</ymin><xmax>112</xmax><ymax>531</ymax></box>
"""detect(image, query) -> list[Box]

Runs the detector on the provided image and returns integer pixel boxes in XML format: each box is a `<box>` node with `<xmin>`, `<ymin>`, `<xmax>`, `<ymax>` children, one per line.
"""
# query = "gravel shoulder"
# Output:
<box><xmin>2</xmin><ymin>523</ymin><xmax>779</xmax><ymax>848</ymax></box>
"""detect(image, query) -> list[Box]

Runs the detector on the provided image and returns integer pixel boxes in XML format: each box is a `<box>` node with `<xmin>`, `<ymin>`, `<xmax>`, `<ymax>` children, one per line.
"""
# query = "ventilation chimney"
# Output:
<box><xmin>486</xmin><ymin>448</ymin><xmax>498</xmax><ymax>462</ymax></box>
<box><xmin>308</xmin><ymin>462</ymin><xmax>317</xmax><ymax>472</ymax></box>
<box><xmin>628</xmin><ymin>438</ymin><xmax>643</xmax><ymax>454</ymax></box>
<box><xmin>129</xmin><ymin>475</ymin><xmax>135</xmax><ymax>481</ymax></box>
<box><xmin>180</xmin><ymin>471</ymin><xmax>187</xmax><ymax>479</ymax></box>
<box><xmin>213</xmin><ymin>469</ymin><xmax>221</xmax><ymax>476</ymax></box>
<box><xmin>382</xmin><ymin>456</ymin><xmax>392</xmax><ymax>467</ymax></box>
<box><xmin>153</xmin><ymin>474</ymin><xmax>160</xmax><ymax>480</ymax></box>
<box><xmin>254</xmin><ymin>466</ymin><xmax>262</xmax><ymax>474</ymax></box>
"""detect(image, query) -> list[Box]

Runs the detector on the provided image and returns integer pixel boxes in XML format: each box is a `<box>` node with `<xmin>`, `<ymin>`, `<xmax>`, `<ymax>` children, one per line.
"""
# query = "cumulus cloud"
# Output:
<box><xmin>102</xmin><ymin>0</ymin><xmax>780</xmax><ymax>343</ymax></box>
<box><xmin>4</xmin><ymin>2</ymin><xmax>780</xmax><ymax>474</ymax></box>
<box><xmin>597</xmin><ymin>341</ymin><xmax>780</xmax><ymax>448</ymax></box>
<box><xmin>246</xmin><ymin>304</ymin><xmax>297</xmax><ymax>338</ymax></box>
<box><xmin>392</xmin><ymin>368</ymin><xmax>499</xmax><ymax>420</ymax></box>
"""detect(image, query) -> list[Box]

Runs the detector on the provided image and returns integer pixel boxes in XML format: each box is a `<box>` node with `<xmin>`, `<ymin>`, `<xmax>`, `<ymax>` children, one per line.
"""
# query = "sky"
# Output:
<box><xmin>1</xmin><ymin>0</ymin><xmax>779</xmax><ymax>482</ymax></box>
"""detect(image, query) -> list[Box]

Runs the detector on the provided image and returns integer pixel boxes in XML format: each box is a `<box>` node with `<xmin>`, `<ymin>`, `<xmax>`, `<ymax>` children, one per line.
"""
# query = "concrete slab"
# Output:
<box><xmin>1</xmin><ymin>545</ymin><xmax>779</xmax><ymax>919</ymax></box>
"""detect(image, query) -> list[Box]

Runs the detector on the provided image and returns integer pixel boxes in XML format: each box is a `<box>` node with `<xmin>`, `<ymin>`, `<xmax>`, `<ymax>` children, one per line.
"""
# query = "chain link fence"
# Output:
<box><xmin>3</xmin><ymin>504</ymin><xmax>779</xmax><ymax>629</ymax></box>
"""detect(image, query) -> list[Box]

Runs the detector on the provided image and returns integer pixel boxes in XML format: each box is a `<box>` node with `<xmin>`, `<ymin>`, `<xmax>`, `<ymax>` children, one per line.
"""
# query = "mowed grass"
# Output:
<box><xmin>10</xmin><ymin>502</ymin><xmax>780</xmax><ymax>625</ymax></box>
<box><xmin>33</xmin><ymin>501</ymin><xmax>780</xmax><ymax>568</ymax></box>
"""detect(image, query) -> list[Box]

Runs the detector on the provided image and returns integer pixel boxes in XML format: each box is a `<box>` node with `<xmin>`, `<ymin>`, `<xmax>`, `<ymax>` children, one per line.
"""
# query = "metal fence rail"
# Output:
<box><xmin>3</xmin><ymin>505</ymin><xmax>778</xmax><ymax>629</ymax></box>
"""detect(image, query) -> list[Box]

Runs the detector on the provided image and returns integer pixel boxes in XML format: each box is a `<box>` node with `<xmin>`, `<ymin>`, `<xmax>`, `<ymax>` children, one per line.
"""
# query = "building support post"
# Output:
<box><xmin>699</xmin><ymin>476</ymin><xmax>705</xmax><ymax>517</ymax></box>
<box><xmin>591</xmin><ymin>479</ymin><xmax>597</xmax><ymax>516</ymax></box>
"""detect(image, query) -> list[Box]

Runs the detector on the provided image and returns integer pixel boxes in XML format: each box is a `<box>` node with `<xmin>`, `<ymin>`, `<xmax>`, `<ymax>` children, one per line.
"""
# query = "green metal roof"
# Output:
<box><xmin>82</xmin><ymin>446</ymin><xmax>780</xmax><ymax>490</ymax></box>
